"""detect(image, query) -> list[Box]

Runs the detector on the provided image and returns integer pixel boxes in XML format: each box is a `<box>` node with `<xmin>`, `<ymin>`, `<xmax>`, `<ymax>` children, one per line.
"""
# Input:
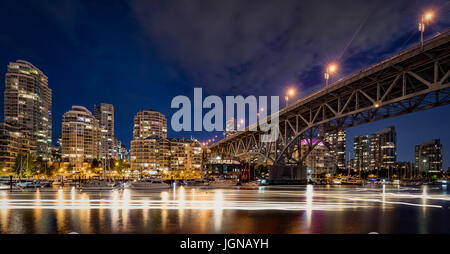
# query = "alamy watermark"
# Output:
<box><xmin>171</xmin><ymin>88</ymin><xmax>279</xmax><ymax>142</ymax></box>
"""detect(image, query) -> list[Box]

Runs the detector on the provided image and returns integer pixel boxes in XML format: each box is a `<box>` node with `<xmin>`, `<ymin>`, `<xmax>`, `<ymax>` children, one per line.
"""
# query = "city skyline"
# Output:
<box><xmin>0</xmin><ymin>1</ymin><xmax>449</xmax><ymax>168</ymax></box>
<box><xmin>1</xmin><ymin>59</ymin><xmax>448</xmax><ymax>168</ymax></box>
<box><xmin>0</xmin><ymin>0</ymin><xmax>449</xmax><ymax>238</ymax></box>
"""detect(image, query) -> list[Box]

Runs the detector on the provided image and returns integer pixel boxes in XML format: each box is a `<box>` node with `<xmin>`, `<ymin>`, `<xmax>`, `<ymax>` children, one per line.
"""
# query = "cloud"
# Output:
<box><xmin>129</xmin><ymin>0</ymin><xmax>450</xmax><ymax>96</ymax></box>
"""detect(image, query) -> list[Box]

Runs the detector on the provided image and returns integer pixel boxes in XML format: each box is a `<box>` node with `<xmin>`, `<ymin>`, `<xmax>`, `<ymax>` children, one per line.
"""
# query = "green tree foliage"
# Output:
<box><xmin>13</xmin><ymin>154</ymin><xmax>36</xmax><ymax>178</ymax></box>
<box><xmin>254</xmin><ymin>164</ymin><xmax>270</xmax><ymax>179</ymax></box>
<box><xmin>91</xmin><ymin>158</ymin><xmax>100</xmax><ymax>169</ymax></box>
<box><xmin>114</xmin><ymin>159</ymin><xmax>130</xmax><ymax>174</ymax></box>
<box><xmin>34</xmin><ymin>157</ymin><xmax>48</xmax><ymax>175</ymax></box>
<box><xmin>45</xmin><ymin>163</ymin><xmax>58</xmax><ymax>177</ymax></box>
<box><xmin>0</xmin><ymin>160</ymin><xmax>7</xmax><ymax>171</ymax></box>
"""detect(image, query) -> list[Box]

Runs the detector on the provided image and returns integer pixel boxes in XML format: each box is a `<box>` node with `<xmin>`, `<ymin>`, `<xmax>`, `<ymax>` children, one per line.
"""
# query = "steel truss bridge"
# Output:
<box><xmin>210</xmin><ymin>29</ymin><xmax>450</xmax><ymax>181</ymax></box>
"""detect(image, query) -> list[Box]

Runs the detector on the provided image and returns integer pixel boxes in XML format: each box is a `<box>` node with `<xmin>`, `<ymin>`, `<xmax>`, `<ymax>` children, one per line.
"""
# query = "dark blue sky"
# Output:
<box><xmin>0</xmin><ymin>0</ymin><xmax>449</xmax><ymax>168</ymax></box>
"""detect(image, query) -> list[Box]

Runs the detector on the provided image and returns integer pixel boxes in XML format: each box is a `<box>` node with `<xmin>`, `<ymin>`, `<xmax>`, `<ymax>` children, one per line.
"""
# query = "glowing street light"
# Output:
<box><xmin>288</xmin><ymin>89</ymin><xmax>295</xmax><ymax>96</ymax></box>
<box><xmin>285</xmin><ymin>88</ymin><xmax>296</xmax><ymax>107</ymax></box>
<box><xmin>419</xmin><ymin>11</ymin><xmax>433</xmax><ymax>48</ymax></box>
<box><xmin>324</xmin><ymin>64</ymin><xmax>337</xmax><ymax>88</ymax></box>
<box><xmin>257</xmin><ymin>107</ymin><xmax>264</xmax><ymax>119</ymax></box>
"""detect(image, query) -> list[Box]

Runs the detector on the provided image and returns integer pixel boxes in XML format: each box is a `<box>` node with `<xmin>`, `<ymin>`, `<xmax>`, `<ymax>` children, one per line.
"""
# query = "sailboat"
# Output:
<box><xmin>129</xmin><ymin>177</ymin><xmax>171</xmax><ymax>190</ymax></box>
<box><xmin>80</xmin><ymin>179</ymin><xmax>114</xmax><ymax>191</ymax></box>
<box><xmin>129</xmin><ymin>167</ymin><xmax>170</xmax><ymax>190</ymax></box>
<box><xmin>80</xmin><ymin>157</ymin><xmax>114</xmax><ymax>191</ymax></box>
<box><xmin>184</xmin><ymin>178</ymin><xmax>210</xmax><ymax>187</ymax></box>
<box><xmin>15</xmin><ymin>154</ymin><xmax>39</xmax><ymax>189</ymax></box>
<box><xmin>207</xmin><ymin>176</ymin><xmax>239</xmax><ymax>188</ymax></box>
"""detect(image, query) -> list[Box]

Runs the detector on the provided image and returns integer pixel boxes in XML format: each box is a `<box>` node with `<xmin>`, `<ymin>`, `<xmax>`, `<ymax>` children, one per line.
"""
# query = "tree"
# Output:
<box><xmin>34</xmin><ymin>158</ymin><xmax>45</xmax><ymax>177</ymax></box>
<box><xmin>106</xmin><ymin>159</ymin><xmax>115</xmax><ymax>171</ymax></box>
<box><xmin>45</xmin><ymin>163</ymin><xmax>58</xmax><ymax>177</ymax></box>
<box><xmin>255</xmin><ymin>164</ymin><xmax>270</xmax><ymax>179</ymax></box>
<box><xmin>13</xmin><ymin>154</ymin><xmax>36</xmax><ymax>178</ymax></box>
<box><xmin>67</xmin><ymin>164</ymin><xmax>74</xmax><ymax>172</ymax></box>
<box><xmin>115</xmin><ymin>159</ymin><xmax>130</xmax><ymax>174</ymax></box>
<box><xmin>91</xmin><ymin>158</ymin><xmax>100</xmax><ymax>169</ymax></box>
<box><xmin>0</xmin><ymin>160</ymin><xmax>7</xmax><ymax>175</ymax></box>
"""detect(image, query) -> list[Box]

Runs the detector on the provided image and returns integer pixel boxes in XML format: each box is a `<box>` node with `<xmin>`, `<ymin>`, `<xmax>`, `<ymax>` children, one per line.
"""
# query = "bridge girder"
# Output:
<box><xmin>210</xmin><ymin>30</ymin><xmax>450</xmax><ymax>170</ymax></box>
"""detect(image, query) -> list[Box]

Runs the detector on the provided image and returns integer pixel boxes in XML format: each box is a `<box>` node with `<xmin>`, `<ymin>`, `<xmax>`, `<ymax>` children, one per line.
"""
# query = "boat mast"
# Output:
<box><xmin>18</xmin><ymin>154</ymin><xmax>23</xmax><ymax>182</ymax></box>
<box><xmin>103</xmin><ymin>157</ymin><xmax>106</xmax><ymax>180</ymax></box>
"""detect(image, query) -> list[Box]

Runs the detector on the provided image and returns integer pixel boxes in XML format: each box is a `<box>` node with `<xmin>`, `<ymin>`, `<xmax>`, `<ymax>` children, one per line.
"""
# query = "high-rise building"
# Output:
<box><xmin>133</xmin><ymin>110</ymin><xmax>167</xmax><ymax>139</ymax></box>
<box><xmin>393</xmin><ymin>161</ymin><xmax>415</xmax><ymax>179</ymax></box>
<box><xmin>3</xmin><ymin>60</ymin><xmax>52</xmax><ymax>160</ymax></box>
<box><xmin>94</xmin><ymin>103</ymin><xmax>115</xmax><ymax>159</ymax></box>
<box><xmin>353</xmin><ymin>135</ymin><xmax>371</xmax><ymax>171</ymax></box>
<box><xmin>0</xmin><ymin>122</ymin><xmax>35</xmax><ymax>169</ymax></box>
<box><xmin>290</xmin><ymin>139</ymin><xmax>334</xmax><ymax>176</ymax></box>
<box><xmin>168</xmin><ymin>138</ymin><xmax>187</xmax><ymax>173</ymax></box>
<box><xmin>353</xmin><ymin>126</ymin><xmax>397</xmax><ymax>174</ymax></box>
<box><xmin>130</xmin><ymin>137</ymin><xmax>202</xmax><ymax>175</ymax></box>
<box><xmin>158</xmin><ymin>137</ymin><xmax>170</xmax><ymax>171</ymax></box>
<box><xmin>61</xmin><ymin>106</ymin><xmax>101</xmax><ymax>170</ymax></box>
<box><xmin>114</xmin><ymin>140</ymin><xmax>129</xmax><ymax>161</ymax></box>
<box><xmin>130</xmin><ymin>136</ymin><xmax>163</xmax><ymax>173</ymax></box>
<box><xmin>188</xmin><ymin>139</ymin><xmax>202</xmax><ymax>171</ymax></box>
<box><xmin>131</xmin><ymin>110</ymin><xmax>167</xmax><ymax>173</ymax></box>
<box><xmin>301</xmin><ymin>141</ymin><xmax>334</xmax><ymax>176</ymax></box>
<box><xmin>415</xmin><ymin>139</ymin><xmax>442</xmax><ymax>174</ymax></box>
<box><xmin>324</xmin><ymin>130</ymin><xmax>346</xmax><ymax>171</ymax></box>
<box><xmin>167</xmin><ymin>138</ymin><xmax>202</xmax><ymax>176</ymax></box>
<box><xmin>130</xmin><ymin>110</ymin><xmax>201</xmax><ymax>175</ymax></box>
<box><xmin>371</xmin><ymin>126</ymin><xmax>397</xmax><ymax>171</ymax></box>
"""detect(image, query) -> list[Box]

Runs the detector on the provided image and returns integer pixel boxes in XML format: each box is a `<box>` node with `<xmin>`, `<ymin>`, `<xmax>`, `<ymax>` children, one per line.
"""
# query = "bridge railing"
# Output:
<box><xmin>332</xmin><ymin>29</ymin><xmax>450</xmax><ymax>87</ymax></box>
<box><xmin>291</xmin><ymin>29</ymin><xmax>450</xmax><ymax>109</ymax></box>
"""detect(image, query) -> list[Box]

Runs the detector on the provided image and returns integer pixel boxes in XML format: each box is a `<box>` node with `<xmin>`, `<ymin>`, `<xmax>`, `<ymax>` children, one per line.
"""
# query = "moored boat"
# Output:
<box><xmin>208</xmin><ymin>178</ymin><xmax>238</xmax><ymax>188</ymax></box>
<box><xmin>332</xmin><ymin>178</ymin><xmax>342</xmax><ymax>185</ymax></box>
<box><xmin>240</xmin><ymin>180</ymin><xmax>259</xmax><ymax>186</ymax></box>
<box><xmin>130</xmin><ymin>178</ymin><xmax>171</xmax><ymax>190</ymax></box>
<box><xmin>341</xmin><ymin>178</ymin><xmax>363</xmax><ymax>185</ymax></box>
<box><xmin>80</xmin><ymin>180</ymin><xmax>114</xmax><ymax>191</ymax></box>
<box><xmin>16</xmin><ymin>180</ymin><xmax>41</xmax><ymax>189</ymax></box>
<box><xmin>184</xmin><ymin>179</ymin><xmax>210</xmax><ymax>187</ymax></box>
<box><xmin>39</xmin><ymin>181</ymin><xmax>52</xmax><ymax>188</ymax></box>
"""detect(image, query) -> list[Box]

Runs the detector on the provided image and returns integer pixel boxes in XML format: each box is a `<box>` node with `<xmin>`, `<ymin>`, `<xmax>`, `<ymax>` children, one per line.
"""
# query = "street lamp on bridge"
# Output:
<box><xmin>285</xmin><ymin>88</ymin><xmax>295</xmax><ymax>107</ymax></box>
<box><xmin>419</xmin><ymin>11</ymin><xmax>433</xmax><ymax>48</ymax></box>
<box><xmin>324</xmin><ymin>64</ymin><xmax>338</xmax><ymax>88</ymax></box>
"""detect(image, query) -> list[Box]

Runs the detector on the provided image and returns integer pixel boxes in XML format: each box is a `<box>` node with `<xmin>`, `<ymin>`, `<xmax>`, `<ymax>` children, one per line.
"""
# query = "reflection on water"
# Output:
<box><xmin>0</xmin><ymin>185</ymin><xmax>449</xmax><ymax>234</ymax></box>
<box><xmin>305</xmin><ymin>185</ymin><xmax>313</xmax><ymax>231</ymax></box>
<box><xmin>1</xmin><ymin>192</ymin><xmax>8</xmax><ymax>233</ymax></box>
<box><xmin>214</xmin><ymin>189</ymin><xmax>224</xmax><ymax>232</ymax></box>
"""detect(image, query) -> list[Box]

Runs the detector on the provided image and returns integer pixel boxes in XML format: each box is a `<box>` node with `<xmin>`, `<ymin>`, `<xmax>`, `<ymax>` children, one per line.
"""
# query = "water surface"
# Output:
<box><xmin>0</xmin><ymin>185</ymin><xmax>449</xmax><ymax>233</ymax></box>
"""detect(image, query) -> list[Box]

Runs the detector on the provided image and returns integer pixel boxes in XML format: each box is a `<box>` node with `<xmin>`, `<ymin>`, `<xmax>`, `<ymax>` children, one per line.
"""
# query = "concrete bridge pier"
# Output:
<box><xmin>268</xmin><ymin>164</ymin><xmax>307</xmax><ymax>185</ymax></box>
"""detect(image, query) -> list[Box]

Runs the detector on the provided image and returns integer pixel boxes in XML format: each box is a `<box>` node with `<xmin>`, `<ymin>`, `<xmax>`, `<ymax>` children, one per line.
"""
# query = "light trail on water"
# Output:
<box><xmin>0</xmin><ymin>186</ymin><xmax>446</xmax><ymax>211</ymax></box>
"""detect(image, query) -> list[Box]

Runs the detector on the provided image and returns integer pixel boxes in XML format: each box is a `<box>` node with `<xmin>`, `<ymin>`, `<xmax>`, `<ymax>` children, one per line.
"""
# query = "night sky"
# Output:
<box><xmin>0</xmin><ymin>0</ymin><xmax>449</xmax><ymax>168</ymax></box>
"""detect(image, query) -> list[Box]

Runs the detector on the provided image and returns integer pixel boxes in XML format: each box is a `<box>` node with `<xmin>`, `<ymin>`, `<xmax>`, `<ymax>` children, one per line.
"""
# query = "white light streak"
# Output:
<box><xmin>0</xmin><ymin>186</ymin><xmax>447</xmax><ymax>212</ymax></box>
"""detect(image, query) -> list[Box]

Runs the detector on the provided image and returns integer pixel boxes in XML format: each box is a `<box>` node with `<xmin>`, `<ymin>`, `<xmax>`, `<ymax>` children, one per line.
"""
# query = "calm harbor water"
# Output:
<box><xmin>0</xmin><ymin>185</ymin><xmax>449</xmax><ymax>234</ymax></box>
